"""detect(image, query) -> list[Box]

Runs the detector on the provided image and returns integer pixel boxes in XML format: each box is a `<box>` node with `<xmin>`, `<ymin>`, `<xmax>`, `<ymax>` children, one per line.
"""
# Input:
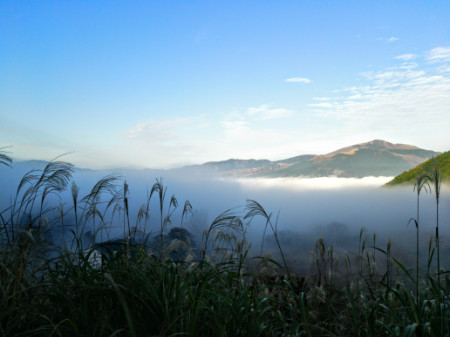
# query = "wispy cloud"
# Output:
<box><xmin>221</xmin><ymin>120</ymin><xmax>249</xmax><ymax>130</ymax></box>
<box><xmin>438</xmin><ymin>65</ymin><xmax>450</xmax><ymax>73</ymax></box>
<box><xmin>246</xmin><ymin>104</ymin><xmax>293</xmax><ymax>120</ymax></box>
<box><xmin>387</xmin><ymin>36</ymin><xmax>399</xmax><ymax>42</ymax></box>
<box><xmin>310</xmin><ymin>102</ymin><xmax>333</xmax><ymax>108</ymax></box>
<box><xmin>285</xmin><ymin>77</ymin><xmax>311</xmax><ymax>83</ymax></box>
<box><xmin>378</xmin><ymin>36</ymin><xmax>399</xmax><ymax>42</ymax></box>
<box><xmin>395</xmin><ymin>53</ymin><xmax>417</xmax><ymax>61</ymax></box>
<box><xmin>125</xmin><ymin>119</ymin><xmax>188</xmax><ymax>143</ymax></box>
<box><xmin>120</xmin><ymin>117</ymin><xmax>217</xmax><ymax>168</ymax></box>
<box><xmin>427</xmin><ymin>47</ymin><xmax>450</xmax><ymax>63</ymax></box>
<box><xmin>312</xmin><ymin>71</ymin><xmax>449</xmax><ymax>122</ymax></box>
<box><xmin>310</xmin><ymin>47</ymin><xmax>450</xmax><ymax>147</ymax></box>
<box><xmin>218</xmin><ymin>120</ymin><xmax>307</xmax><ymax>160</ymax></box>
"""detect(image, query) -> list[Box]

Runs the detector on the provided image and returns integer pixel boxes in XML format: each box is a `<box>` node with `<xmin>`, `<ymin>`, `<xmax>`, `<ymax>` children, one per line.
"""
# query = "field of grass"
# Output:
<box><xmin>1</xmin><ymin>150</ymin><xmax>449</xmax><ymax>336</ymax></box>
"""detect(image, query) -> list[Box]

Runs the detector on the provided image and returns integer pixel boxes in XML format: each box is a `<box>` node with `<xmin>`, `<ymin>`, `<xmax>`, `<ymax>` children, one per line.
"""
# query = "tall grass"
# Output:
<box><xmin>426</xmin><ymin>156</ymin><xmax>446</xmax><ymax>335</ymax></box>
<box><xmin>411</xmin><ymin>171</ymin><xmax>430</xmax><ymax>302</ymax></box>
<box><xmin>0</xmin><ymin>154</ymin><xmax>449</xmax><ymax>336</ymax></box>
<box><xmin>0</xmin><ymin>147</ymin><xmax>12</xmax><ymax>168</ymax></box>
<box><xmin>427</xmin><ymin>157</ymin><xmax>444</xmax><ymax>285</ymax></box>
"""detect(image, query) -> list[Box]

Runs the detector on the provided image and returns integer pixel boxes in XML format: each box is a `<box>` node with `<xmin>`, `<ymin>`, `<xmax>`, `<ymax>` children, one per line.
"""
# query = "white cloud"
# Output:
<box><xmin>395</xmin><ymin>53</ymin><xmax>417</xmax><ymax>61</ymax></box>
<box><xmin>360</xmin><ymin>68</ymin><xmax>426</xmax><ymax>83</ymax></box>
<box><xmin>246</xmin><ymin>104</ymin><xmax>293</xmax><ymax>120</ymax></box>
<box><xmin>427</xmin><ymin>47</ymin><xmax>450</xmax><ymax>63</ymax></box>
<box><xmin>217</xmin><ymin>121</ymin><xmax>308</xmax><ymax>161</ymax></box>
<box><xmin>310</xmin><ymin>102</ymin><xmax>333</xmax><ymax>108</ymax></box>
<box><xmin>438</xmin><ymin>65</ymin><xmax>450</xmax><ymax>73</ymax></box>
<box><xmin>310</xmin><ymin>48</ymin><xmax>450</xmax><ymax>148</ymax></box>
<box><xmin>378</xmin><ymin>36</ymin><xmax>399</xmax><ymax>42</ymax></box>
<box><xmin>221</xmin><ymin>120</ymin><xmax>249</xmax><ymax>130</ymax></box>
<box><xmin>398</xmin><ymin>62</ymin><xmax>418</xmax><ymax>70</ymax></box>
<box><xmin>119</xmin><ymin>117</ymin><xmax>219</xmax><ymax>168</ymax></box>
<box><xmin>125</xmin><ymin>119</ymin><xmax>188</xmax><ymax>144</ymax></box>
<box><xmin>285</xmin><ymin>77</ymin><xmax>311</xmax><ymax>83</ymax></box>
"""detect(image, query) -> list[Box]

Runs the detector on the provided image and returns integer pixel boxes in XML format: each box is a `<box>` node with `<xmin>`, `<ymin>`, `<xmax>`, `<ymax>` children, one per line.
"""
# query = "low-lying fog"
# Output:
<box><xmin>1</xmin><ymin>162</ymin><xmax>449</xmax><ymax>273</ymax></box>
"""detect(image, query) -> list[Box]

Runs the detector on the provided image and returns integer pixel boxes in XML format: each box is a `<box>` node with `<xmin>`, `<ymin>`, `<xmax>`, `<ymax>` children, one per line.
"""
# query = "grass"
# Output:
<box><xmin>386</xmin><ymin>151</ymin><xmax>450</xmax><ymax>186</ymax></box>
<box><xmin>0</xmin><ymin>151</ymin><xmax>449</xmax><ymax>336</ymax></box>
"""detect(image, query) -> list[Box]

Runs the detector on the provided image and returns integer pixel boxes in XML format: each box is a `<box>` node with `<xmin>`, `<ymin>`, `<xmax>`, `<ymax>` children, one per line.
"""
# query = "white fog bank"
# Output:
<box><xmin>233</xmin><ymin>176</ymin><xmax>394</xmax><ymax>191</ymax></box>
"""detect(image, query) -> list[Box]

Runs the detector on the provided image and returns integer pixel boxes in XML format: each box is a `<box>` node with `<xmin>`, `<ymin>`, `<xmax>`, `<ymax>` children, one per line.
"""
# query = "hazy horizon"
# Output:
<box><xmin>5</xmin><ymin>137</ymin><xmax>443</xmax><ymax>172</ymax></box>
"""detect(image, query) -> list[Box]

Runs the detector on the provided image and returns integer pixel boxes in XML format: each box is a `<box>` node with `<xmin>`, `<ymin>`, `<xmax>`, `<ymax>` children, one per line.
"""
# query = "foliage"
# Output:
<box><xmin>0</xmin><ymin>157</ymin><xmax>449</xmax><ymax>336</ymax></box>
<box><xmin>386</xmin><ymin>151</ymin><xmax>450</xmax><ymax>186</ymax></box>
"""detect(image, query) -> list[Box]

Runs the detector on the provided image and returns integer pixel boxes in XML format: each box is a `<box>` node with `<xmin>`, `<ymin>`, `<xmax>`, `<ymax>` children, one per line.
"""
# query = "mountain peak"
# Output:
<box><xmin>359</xmin><ymin>139</ymin><xmax>419</xmax><ymax>150</ymax></box>
<box><xmin>326</xmin><ymin>140</ymin><xmax>419</xmax><ymax>157</ymax></box>
<box><xmin>189</xmin><ymin>140</ymin><xmax>438</xmax><ymax>178</ymax></box>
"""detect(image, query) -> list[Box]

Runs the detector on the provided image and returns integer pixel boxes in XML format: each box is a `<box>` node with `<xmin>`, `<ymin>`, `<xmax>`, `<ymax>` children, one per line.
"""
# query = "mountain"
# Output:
<box><xmin>6</xmin><ymin>140</ymin><xmax>439</xmax><ymax>180</ymax></box>
<box><xmin>198</xmin><ymin>155</ymin><xmax>314</xmax><ymax>177</ymax></box>
<box><xmin>385</xmin><ymin>151</ymin><xmax>450</xmax><ymax>186</ymax></box>
<box><xmin>266</xmin><ymin>140</ymin><xmax>438</xmax><ymax>178</ymax></box>
<box><xmin>193</xmin><ymin>140</ymin><xmax>439</xmax><ymax>178</ymax></box>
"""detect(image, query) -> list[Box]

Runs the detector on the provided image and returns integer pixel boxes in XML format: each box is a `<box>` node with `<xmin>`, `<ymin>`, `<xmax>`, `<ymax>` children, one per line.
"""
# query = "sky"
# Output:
<box><xmin>1</xmin><ymin>1</ymin><xmax>449</xmax><ymax>169</ymax></box>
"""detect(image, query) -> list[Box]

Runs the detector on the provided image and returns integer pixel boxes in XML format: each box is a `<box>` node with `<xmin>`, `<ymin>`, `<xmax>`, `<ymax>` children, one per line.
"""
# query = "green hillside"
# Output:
<box><xmin>385</xmin><ymin>151</ymin><xmax>450</xmax><ymax>185</ymax></box>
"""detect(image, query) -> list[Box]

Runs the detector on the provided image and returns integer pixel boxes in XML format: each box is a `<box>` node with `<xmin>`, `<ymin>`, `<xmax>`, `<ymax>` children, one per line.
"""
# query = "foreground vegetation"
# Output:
<box><xmin>386</xmin><ymin>152</ymin><xmax>450</xmax><ymax>186</ymax></box>
<box><xmin>0</xmin><ymin>150</ymin><xmax>449</xmax><ymax>336</ymax></box>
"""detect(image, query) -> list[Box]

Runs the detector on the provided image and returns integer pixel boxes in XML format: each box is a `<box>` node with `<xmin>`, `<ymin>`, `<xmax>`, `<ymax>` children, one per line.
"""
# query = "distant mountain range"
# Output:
<box><xmin>386</xmin><ymin>151</ymin><xmax>450</xmax><ymax>185</ymax></box>
<box><xmin>9</xmin><ymin>140</ymin><xmax>440</xmax><ymax>180</ymax></box>
<box><xmin>187</xmin><ymin>140</ymin><xmax>439</xmax><ymax>178</ymax></box>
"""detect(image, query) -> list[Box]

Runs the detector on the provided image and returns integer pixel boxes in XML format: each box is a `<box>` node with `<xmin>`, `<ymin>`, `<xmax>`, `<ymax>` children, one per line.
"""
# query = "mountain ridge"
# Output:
<box><xmin>190</xmin><ymin>140</ymin><xmax>439</xmax><ymax>178</ymax></box>
<box><xmin>7</xmin><ymin>140</ymin><xmax>440</xmax><ymax>179</ymax></box>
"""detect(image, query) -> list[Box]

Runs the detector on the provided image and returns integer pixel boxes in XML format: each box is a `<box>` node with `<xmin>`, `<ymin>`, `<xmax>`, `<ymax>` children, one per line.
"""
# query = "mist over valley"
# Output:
<box><xmin>2</xmin><ymin>154</ymin><xmax>449</xmax><ymax>274</ymax></box>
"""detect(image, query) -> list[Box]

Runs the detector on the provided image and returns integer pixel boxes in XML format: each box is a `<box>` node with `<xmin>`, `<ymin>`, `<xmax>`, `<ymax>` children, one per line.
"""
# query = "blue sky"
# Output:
<box><xmin>1</xmin><ymin>1</ymin><xmax>449</xmax><ymax>169</ymax></box>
